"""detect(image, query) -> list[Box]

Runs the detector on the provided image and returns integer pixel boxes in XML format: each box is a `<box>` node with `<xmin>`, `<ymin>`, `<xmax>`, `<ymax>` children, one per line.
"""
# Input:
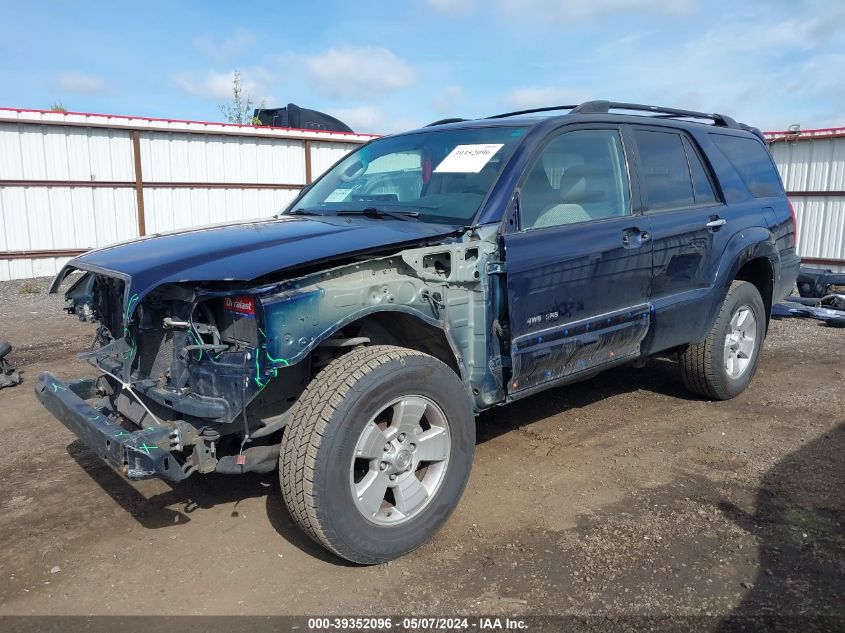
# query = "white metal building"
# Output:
<box><xmin>1</xmin><ymin>108</ymin><xmax>843</xmax><ymax>280</ymax></box>
<box><xmin>766</xmin><ymin>126</ymin><xmax>845</xmax><ymax>272</ymax></box>
<box><xmin>0</xmin><ymin>108</ymin><xmax>377</xmax><ymax>281</ymax></box>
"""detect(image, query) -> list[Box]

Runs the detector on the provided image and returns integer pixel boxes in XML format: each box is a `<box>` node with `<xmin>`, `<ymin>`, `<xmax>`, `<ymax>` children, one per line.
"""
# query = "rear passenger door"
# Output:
<box><xmin>503</xmin><ymin>126</ymin><xmax>653</xmax><ymax>397</ymax></box>
<box><xmin>629</xmin><ymin>126</ymin><xmax>747</xmax><ymax>353</ymax></box>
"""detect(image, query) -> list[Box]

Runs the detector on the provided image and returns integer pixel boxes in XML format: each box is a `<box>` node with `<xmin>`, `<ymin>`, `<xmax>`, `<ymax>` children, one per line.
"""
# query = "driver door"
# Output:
<box><xmin>503</xmin><ymin>126</ymin><xmax>653</xmax><ymax>397</ymax></box>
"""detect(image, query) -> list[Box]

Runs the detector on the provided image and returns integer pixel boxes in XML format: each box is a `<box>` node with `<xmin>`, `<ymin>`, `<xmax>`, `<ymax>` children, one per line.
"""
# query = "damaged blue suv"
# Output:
<box><xmin>37</xmin><ymin>101</ymin><xmax>800</xmax><ymax>563</ymax></box>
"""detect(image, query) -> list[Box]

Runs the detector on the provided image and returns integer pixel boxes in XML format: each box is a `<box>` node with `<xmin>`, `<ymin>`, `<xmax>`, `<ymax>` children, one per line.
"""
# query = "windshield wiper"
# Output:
<box><xmin>337</xmin><ymin>207</ymin><xmax>420</xmax><ymax>222</ymax></box>
<box><xmin>287</xmin><ymin>208</ymin><xmax>326</xmax><ymax>216</ymax></box>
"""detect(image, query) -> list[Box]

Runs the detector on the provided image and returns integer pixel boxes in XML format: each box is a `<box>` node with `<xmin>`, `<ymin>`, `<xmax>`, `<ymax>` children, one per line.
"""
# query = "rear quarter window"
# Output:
<box><xmin>710</xmin><ymin>134</ymin><xmax>783</xmax><ymax>198</ymax></box>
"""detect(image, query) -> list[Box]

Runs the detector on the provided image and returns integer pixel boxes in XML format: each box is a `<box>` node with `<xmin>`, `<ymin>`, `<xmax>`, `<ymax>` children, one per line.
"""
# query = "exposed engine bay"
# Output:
<box><xmin>44</xmin><ymin>232</ymin><xmax>500</xmax><ymax>481</ymax></box>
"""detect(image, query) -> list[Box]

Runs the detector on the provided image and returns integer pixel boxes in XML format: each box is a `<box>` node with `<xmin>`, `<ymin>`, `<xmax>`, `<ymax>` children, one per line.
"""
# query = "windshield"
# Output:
<box><xmin>289</xmin><ymin>126</ymin><xmax>526</xmax><ymax>224</ymax></box>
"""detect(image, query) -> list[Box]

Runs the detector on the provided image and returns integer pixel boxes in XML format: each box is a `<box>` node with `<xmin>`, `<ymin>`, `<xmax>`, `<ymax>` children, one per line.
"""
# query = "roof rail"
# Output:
<box><xmin>483</xmin><ymin>100</ymin><xmax>739</xmax><ymax>129</ymax></box>
<box><xmin>485</xmin><ymin>105</ymin><xmax>578</xmax><ymax>119</ymax></box>
<box><xmin>571</xmin><ymin>100</ymin><xmax>739</xmax><ymax>128</ymax></box>
<box><xmin>426</xmin><ymin>117</ymin><xmax>468</xmax><ymax>127</ymax></box>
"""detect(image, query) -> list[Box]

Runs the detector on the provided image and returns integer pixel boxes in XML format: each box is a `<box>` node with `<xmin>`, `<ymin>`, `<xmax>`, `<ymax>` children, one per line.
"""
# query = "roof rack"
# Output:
<box><xmin>485</xmin><ymin>100</ymin><xmax>739</xmax><ymax>129</ymax></box>
<box><xmin>572</xmin><ymin>100</ymin><xmax>738</xmax><ymax>128</ymax></box>
<box><xmin>485</xmin><ymin>105</ymin><xmax>578</xmax><ymax>120</ymax></box>
<box><xmin>426</xmin><ymin>117</ymin><xmax>468</xmax><ymax>127</ymax></box>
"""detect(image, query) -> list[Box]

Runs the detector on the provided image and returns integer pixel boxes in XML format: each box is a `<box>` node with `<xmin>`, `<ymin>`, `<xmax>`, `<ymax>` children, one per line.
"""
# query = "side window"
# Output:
<box><xmin>710</xmin><ymin>134</ymin><xmax>783</xmax><ymax>198</ymax></box>
<box><xmin>520</xmin><ymin>129</ymin><xmax>630</xmax><ymax>230</ymax></box>
<box><xmin>683</xmin><ymin>137</ymin><xmax>718</xmax><ymax>205</ymax></box>
<box><xmin>634</xmin><ymin>129</ymin><xmax>695</xmax><ymax>211</ymax></box>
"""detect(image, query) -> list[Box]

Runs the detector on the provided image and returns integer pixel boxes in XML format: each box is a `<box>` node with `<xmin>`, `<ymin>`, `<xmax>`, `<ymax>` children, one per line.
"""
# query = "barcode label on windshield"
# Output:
<box><xmin>434</xmin><ymin>144</ymin><xmax>504</xmax><ymax>173</ymax></box>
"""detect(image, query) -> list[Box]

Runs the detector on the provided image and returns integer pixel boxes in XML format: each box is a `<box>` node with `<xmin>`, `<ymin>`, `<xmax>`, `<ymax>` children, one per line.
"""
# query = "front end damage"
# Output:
<box><xmin>37</xmin><ymin>271</ymin><xmax>287</xmax><ymax>480</ymax></box>
<box><xmin>37</xmin><ymin>231</ymin><xmax>502</xmax><ymax>482</ymax></box>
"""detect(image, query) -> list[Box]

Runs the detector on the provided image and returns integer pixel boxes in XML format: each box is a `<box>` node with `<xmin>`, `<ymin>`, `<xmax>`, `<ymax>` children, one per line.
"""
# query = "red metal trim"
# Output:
<box><xmin>0</xmin><ymin>179</ymin><xmax>304</xmax><ymax>190</ymax></box>
<box><xmin>304</xmin><ymin>140</ymin><xmax>313</xmax><ymax>184</ymax></box>
<box><xmin>0</xmin><ymin>179</ymin><xmax>134</xmax><ymax>188</ymax></box>
<box><xmin>131</xmin><ymin>131</ymin><xmax>146</xmax><ymax>236</ymax></box>
<box><xmin>800</xmin><ymin>257</ymin><xmax>845</xmax><ymax>267</ymax></box>
<box><xmin>0</xmin><ymin>115</ymin><xmax>369</xmax><ymax>143</ymax></box>
<box><xmin>145</xmin><ymin>182</ymin><xmax>303</xmax><ymax>190</ymax></box>
<box><xmin>144</xmin><ymin>182</ymin><xmax>303</xmax><ymax>190</ymax></box>
<box><xmin>787</xmin><ymin>191</ymin><xmax>845</xmax><ymax>197</ymax></box>
<box><xmin>765</xmin><ymin>125</ymin><xmax>845</xmax><ymax>135</ymax></box>
<box><xmin>768</xmin><ymin>132</ymin><xmax>845</xmax><ymax>143</ymax></box>
<box><xmin>0</xmin><ymin>249</ymin><xmax>88</xmax><ymax>260</ymax></box>
<box><xmin>0</xmin><ymin>105</ymin><xmax>380</xmax><ymax>138</ymax></box>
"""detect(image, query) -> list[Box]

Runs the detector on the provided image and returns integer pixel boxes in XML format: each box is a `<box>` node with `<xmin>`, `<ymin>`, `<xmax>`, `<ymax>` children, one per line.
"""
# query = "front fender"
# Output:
<box><xmin>252</xmin><ymin>258</ymin><xmax>469</xmax><ymax>388</ymax></box>
<box><xmin>264</xmin><ymin>300</ymin><xmax>453</xmax><ymax>367</ymax></box>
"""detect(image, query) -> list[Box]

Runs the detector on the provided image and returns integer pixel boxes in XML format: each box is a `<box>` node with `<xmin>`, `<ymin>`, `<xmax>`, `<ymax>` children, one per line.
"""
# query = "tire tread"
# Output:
<box><xmin>280</xmin><ymin>345</ymin><xmax>427</xmax><ymax>560</ymax></box>
<box><xmin>679</xmin><ymin>280</ymin><xmax>761</xmax><ymax>400</ymax></box>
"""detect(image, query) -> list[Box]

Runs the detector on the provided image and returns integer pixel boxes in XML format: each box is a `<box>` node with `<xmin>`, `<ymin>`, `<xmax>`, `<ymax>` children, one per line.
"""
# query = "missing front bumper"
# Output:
<box><xmin>35</xmin><ymin>372</ymin><xmax>191</xmax><ymax>482</ymax></box>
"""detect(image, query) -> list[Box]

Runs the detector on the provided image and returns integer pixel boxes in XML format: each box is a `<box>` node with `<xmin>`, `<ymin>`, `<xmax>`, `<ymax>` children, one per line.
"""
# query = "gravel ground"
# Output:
<box><xmin>0</xmin><ymin>276</ymin><xmax>93</xmax><ymax>366</ymax></box>
<box><xmin>0</xmin><ymin>277</ymin><xmax>842</xmax><ymax>630</ymax></box>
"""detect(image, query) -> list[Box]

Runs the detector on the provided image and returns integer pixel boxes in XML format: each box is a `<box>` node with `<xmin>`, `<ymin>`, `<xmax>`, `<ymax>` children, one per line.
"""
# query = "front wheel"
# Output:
<box><xmin>280</xmin><ymin>345</ymin><xmax>475</xmax><ymax>564</ymax></box>
<box><xmin>679</xmin><ymin>280</ymin><xmax>766</xmax><ymax>400</ymax></box>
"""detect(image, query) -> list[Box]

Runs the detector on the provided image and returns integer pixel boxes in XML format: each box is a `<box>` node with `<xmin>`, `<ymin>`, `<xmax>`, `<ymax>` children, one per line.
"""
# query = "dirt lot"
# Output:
<box><xmin>0</xmin><ymin>277</ymin><xmax>842</xmax><ymax>623</ymax></box>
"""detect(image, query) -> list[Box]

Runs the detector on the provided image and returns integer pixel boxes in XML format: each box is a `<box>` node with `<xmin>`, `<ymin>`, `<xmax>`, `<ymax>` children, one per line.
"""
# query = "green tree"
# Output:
<box><xmin>219</xmin><ymin>70</ymin><xmax>264</xmax><ymax>125</ymax></box>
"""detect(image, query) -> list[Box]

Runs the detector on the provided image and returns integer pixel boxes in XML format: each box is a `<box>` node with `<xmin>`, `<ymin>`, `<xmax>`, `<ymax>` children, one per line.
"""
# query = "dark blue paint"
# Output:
<box><xmin>474</xmin><ymin>113</ymin><xmax>797</xmax><ymax>396</ymax></box>
<box><xmin>54</xmin><ymin>108</ymin><xmax>799</xmax><ymax>403</ymax></box>
<box><xmin>57</xmin><ymin>215</ymin><xmax>460</xmax><ymax>311</ymax></box>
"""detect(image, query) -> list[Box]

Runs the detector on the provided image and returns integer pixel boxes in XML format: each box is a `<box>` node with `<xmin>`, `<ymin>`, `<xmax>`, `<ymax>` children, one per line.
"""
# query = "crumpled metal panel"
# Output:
<box><xmin>509</xmin><ymin>304</ymin><xmax>650</xmax><ymax>396</ymax></box>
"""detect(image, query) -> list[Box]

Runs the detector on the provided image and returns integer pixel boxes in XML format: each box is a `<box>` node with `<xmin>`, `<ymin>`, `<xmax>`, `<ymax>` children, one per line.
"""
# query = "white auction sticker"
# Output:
<box><xmin>434</xmin><ymin>144</ymin><xmax>504</xmax><ymax>173</ymax></box>
<box><xmin>324</xmin><ymin>187</ymin><xmax>353</xmax><ymax>202</ymax></box>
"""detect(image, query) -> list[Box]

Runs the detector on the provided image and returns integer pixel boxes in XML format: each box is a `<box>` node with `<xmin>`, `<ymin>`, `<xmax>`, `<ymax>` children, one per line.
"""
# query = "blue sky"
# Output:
<box><xmin>2</xmin><ymin>0</ymin><xmax>844</xmax><ymax>133</ymax></box>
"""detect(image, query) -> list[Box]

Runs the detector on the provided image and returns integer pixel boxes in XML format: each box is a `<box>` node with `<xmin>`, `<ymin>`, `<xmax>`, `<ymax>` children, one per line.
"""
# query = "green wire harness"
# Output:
<box><xmin>122</xmin><ymin>293</ymin><xmax>140</xmax><ymax>362</ymax></box>
<box><xmin>254</xmin><ymin>327</ymin><xmax>289</xmax><ymax>389</ymax></box>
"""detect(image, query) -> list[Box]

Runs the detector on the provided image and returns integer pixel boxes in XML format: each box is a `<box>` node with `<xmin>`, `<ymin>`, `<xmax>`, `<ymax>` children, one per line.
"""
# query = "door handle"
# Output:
<box><xmin>706</xmin><ymin>218</ymin><xmax>727</xmax><ymax>229</ymax></box>
<box><xmin>622</xmin><ymin>228</ymin><xmax>650</xmax><ymax>247</ymax></box>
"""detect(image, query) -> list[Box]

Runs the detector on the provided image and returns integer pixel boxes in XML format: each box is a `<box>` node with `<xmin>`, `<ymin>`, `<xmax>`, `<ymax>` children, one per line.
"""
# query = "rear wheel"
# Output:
<box><xmin>679</xmin><ymin>280</ymin><xmax>766</xmax><ymax>400</ymax></box>
<box><xmin>280</xmin><ymin>345</ymin><xmax>475</xmax><ymax>564</ymax></box>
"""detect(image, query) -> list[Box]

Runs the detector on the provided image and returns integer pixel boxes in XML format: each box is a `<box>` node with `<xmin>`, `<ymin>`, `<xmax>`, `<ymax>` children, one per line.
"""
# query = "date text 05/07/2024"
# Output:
<box><xmin>306</xmin><ymin>616</ymin><xmax>529</xmax><ymax>630</ymax></box>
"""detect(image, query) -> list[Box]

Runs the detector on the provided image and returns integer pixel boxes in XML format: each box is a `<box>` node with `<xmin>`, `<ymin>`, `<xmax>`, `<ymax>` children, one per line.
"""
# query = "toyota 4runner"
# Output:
<box><xmin>37</xmin><ymin>100</ymin><xmax>800</xmax><ymax>564</ymax></box>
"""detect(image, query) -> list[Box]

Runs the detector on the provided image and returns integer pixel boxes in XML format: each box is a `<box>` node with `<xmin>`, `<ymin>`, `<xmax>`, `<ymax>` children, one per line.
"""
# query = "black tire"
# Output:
<box><xmin>679</xmin><ymin>280</ymin><xmax>766</xmax><ymax>400</ymax></box>
<box><xmin>280</xmin><ymin>345</ymin><xmax>475</xmax><ymax>564</ymax></box>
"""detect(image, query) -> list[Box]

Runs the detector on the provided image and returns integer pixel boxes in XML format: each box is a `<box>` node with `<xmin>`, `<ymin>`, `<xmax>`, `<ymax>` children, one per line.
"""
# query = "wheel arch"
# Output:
<box><xmin>706</xmin><ymin>227</ymin><xmax>778</xmax><ymax>332</ymax></box>
<box><xmin>734</xmin><ymin>256</ymin><xmax>775</xmax><ymax>330</ymax></box>
<box><xmin>344</xmin><ymin>311</ymin><xmax>463</xmax><ymax>377</ymax></box>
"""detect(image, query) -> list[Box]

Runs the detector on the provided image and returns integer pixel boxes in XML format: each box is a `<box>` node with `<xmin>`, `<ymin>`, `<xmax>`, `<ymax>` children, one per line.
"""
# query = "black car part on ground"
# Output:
<box><xmin>0</xmin><ymin>340</ymin><xmax>21</xmax><ymax>389</ymax></box>
<box><xmin>796</xmin><ymin>267</ymin><xmax>845</xmax><ymax>298</ymax></box>
<box><xmin>252</xmin><ymin>103</ymin><xmax>353</xmax><ymax>133</ymax></box>
<box><xmin>772</xmin><ymin>295</ymin><xmax>845</xmax><ymax>328</ymax></box>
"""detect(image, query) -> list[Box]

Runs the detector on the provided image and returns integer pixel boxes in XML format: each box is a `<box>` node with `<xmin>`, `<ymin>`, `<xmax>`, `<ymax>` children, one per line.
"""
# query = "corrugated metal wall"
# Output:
<box><xmin>0</xmin><ymin>123</ymin><xmax>139</xmax><ymax>279</ymax></box>
<box><xmin>0</xmin><ymin>108</ymin><xmax>376</xmax><ymax>281</ymax></box>
<box><xmin>4</xmin><ymin>110</ymin><xmax>843</xmax><ymax>280</ymax></box>
<box><xmin>767</xmin><ymin>128</ymin><xmax>845</xmax><ymax>271</ymax></box>
<box><xmin>138</xmin><ymin>131</ymin><xmax>304</xmax><ymax>234</ymax></box>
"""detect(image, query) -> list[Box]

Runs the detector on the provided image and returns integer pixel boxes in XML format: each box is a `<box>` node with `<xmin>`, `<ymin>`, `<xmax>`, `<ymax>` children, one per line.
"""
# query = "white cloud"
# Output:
<box><xmin>304</xmin><ymin>45</ymin><xmax>418</xmax><ymax>98</ymax></box>
<box><xmin>329</xmin><ymin>105</ymin><xmax>382</xmax><ymax>132</ymax></box>
<box><xmin>429</xmin><ymin>0</ymin><xmax>694</xmax><ymax>21</ymax></box>
<box><xmin>424</xmin><ymin>0</ymin><xmax>476</xmax><ymax>16</ymax></box>
<box><xmin>172</xmin><ymin>68</ymin><xmax>274</xmax><ymax>101</ymax></box>
<box><xmin>53</xmin><ymin>72</ymin><xmax>110</xmax><ymax>95</ymax></box>
<box><xmin>502</xmin><ymin>86</ymin><xmax>590</xmax><ymax>110</ymax></box>
<box><xmin>556</xmin><ymin>4</ymin><xmax>845</xmax><ymax>131</ymax></box>
<box><xmin>684</xmin><ymin>17</ymin><xmax>820</xmax><ymax>59</ymax></box>
<box><xmin>193</xmin><ymin>28</ymin><xmax>255</xmax><ymax>63</ymax></box>
<box><xmin>328</xmin><ymin>106</ymin><xmax>421</xmax><ymax>134</ymax></box>
<box><xmin>432</xmin><ymin>85</ymin><xmax>465</xmax><ymax>114</ymax></box>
